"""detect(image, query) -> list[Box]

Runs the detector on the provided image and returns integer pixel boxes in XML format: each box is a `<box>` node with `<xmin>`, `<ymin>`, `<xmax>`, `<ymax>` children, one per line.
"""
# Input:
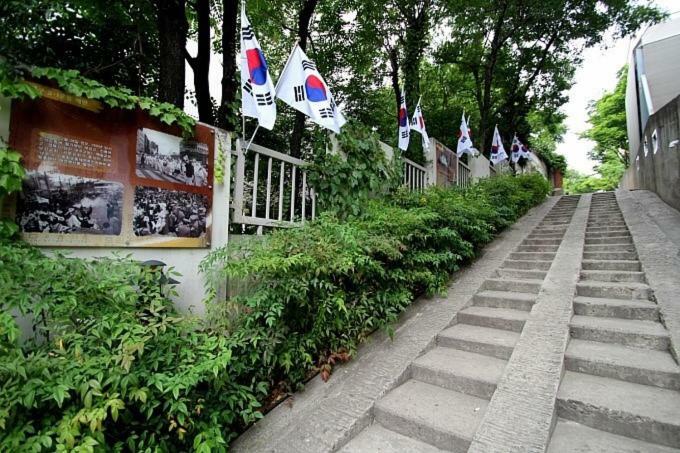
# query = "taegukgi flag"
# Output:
<box><xmin>520</xmin><ymin>143</ymin><xmax>531</xmax><ymax>159</ymax></box>
<box><xmin>410</xmin><ymin>97</ymin><xmax>429</xmax><ymax>151</ymax></box>
<box><xmin>490</xmin><ymin>125</ymin><xmax>508</xmax><ymax>164</ymax></box>
<box><xmin>275</xmin><ymin>44</ymin><xmax>346</xmax><ymax>134</ymax></box>
<box><xmin>457</xmin><ymin>113</ymin><xmax>474</xmax><ymax>157</ymax></box>
<box><xmin>398</xmin><ymin>89</ymin><xmax>410</xmax><ymax>151</ymax></box>
<box><xmin>511</xmin><ymin>134</ymin><xmax>523</xmax><ymax>163</ymax></box>
<box><xmin>240</xmin><ymin>6</ymin><xmax>276</xmax><ymax>130</ymax></box>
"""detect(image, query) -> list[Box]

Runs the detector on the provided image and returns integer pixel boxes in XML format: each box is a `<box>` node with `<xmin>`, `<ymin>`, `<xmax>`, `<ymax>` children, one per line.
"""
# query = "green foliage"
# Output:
<box><xmin>308</xmin><ymin>121</ymin><xmax>401</xmax><ymax>218</ymax></box>
<box><xmin>29</xmin><ymin>67</ymin><xmax>196</xmax><ymax>137</ymax></box>
<box><xmin>0</xmin><ymin>244</ymin><xmax>258</xmax><ymax>451</ymax></box>
<box><xmin>581</xmin><ymin>66</ymin><xmax>629</xmax><ymax>166</ymax></box>
<box><xmin>0</xmin><ymin>147</ymin><xmax>26</xmax><ymax>239</ymax></box>
<box><xmin>563</xmin><ymin>152</ymin><xmax>625</xmax><ymax>195</ymax></box>
<box><xmin>202</xmin><ymin>172</ymin><xmax>549</xmax><ymax>395</ymax></box>
<box><xmin>527</xmin><ymin>110</ymin><xmax>568</xmax><ymax>174</ymax></box>
<box><xmin>1</xmin><ymin>173</ymin><xmax>548</xmax><ymax>451</ymax></box>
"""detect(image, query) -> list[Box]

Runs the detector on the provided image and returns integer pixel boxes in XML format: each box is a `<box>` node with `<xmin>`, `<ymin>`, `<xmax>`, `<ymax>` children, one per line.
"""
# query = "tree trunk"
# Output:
<box><xmin>289</xmin><ymin>0</ymin><xmax>319</xmax><ymax>158</ymax></box>
<box><xmin>389</xmin><ymin>46</ymin><xmax>401</xmax><ymax>117</ymax></box>
<box><xmin>219</xmin><ymin>0</ymin><xmax>238</xmax><ymax>130</ymax></box>
<box><xmin>400</xmin><ymin>2</ymin><xmax>431</xmax><ymax>163</ymax></box>
<box><xmin>186</xmin><ymin>0</ymin><xmax>214</xmax><ymax>124</ymax></box>
<box><xmin>156</xmin><ymin>0</ymin><xmax>187</xmax><ymax>109</ymax></box>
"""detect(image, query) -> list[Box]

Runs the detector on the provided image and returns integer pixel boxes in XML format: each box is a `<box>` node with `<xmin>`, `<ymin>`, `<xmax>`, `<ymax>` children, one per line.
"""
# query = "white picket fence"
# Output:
<box><xmin>231</xmin><ymin>141</ymin><xmax>315</xmax><ymax>230</ymax></box>
<box><xmin>228</xmin><ymin>137</ymin><xmax>495</xmax><ymax>231</ymax></box>
<box><xmin>458</xmin><ymin>159</ymin><xmax>471</xmax><ymax>188</ymax></box>
<box><xmin>403</xmin><ymin>157</ymin><xmax>428</xmax><ymax>191</ymax></box>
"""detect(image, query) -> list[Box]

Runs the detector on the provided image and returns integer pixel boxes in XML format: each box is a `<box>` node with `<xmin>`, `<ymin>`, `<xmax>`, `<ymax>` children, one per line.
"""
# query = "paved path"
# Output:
<box><xmin>233</xmin><ymin>191</ymin><xmax>680</xmax><ymax>452</ymax></box>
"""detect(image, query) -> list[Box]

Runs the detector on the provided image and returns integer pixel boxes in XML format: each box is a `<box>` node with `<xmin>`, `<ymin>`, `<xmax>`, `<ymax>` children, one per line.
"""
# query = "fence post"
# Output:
<box><xmin>232</xmin><ymin>138</ymin><xmax>245</xmax><ymax>222</ymax></box>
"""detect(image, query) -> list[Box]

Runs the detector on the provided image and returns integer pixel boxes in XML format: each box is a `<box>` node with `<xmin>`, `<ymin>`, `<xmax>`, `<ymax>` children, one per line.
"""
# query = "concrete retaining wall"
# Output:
<box><xmin>621</xmin><ymin>95</ymin><xmax>680</xmax><ymax>211</ymax></box>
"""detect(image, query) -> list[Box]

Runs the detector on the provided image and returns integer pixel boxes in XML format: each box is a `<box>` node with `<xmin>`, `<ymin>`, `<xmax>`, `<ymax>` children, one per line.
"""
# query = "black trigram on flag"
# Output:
<box><xmin>242</xmin><ymin>26</ymin><xmax>254</xmax><ymax>40</ymax></box>
<box><xmin>411</xmin><ymin>117</ymin><xmax>418</xmax><ymax>126</ymax></box>
<box><xmin>294</xmin><ymin>85</ymin><xmax>305</xmax><ymax>102</ymax></box>
<box><xmin>401</xmin><ymin>131</ymin><xmax>408</xmax><ymax>138</ymax></box>
<box><xmin>302</xmin><ymin>60</ymin><xmax>316</xmax><ymax>71</ymax></box>
<box><xmin>243</xmin><ymin>81</ymin><xmax>253</xmax><ymax>94</ymax></box>
<box><xmin>319</xmin><ymin>108</ymin><xmax>334</xmax><ymax>118</ymax></box>
<box><xmin>255</xmin><ymin>92</ymin><xmax>274</xmax><ymax>106</ymax></box>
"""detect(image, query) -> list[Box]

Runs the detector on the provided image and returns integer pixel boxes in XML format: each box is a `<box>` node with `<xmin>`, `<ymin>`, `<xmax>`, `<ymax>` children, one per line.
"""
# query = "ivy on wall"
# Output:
<box><xmin>0</xmin><ymin>64</ymin><xmax>196</xmax><ymax>137</ymax></box>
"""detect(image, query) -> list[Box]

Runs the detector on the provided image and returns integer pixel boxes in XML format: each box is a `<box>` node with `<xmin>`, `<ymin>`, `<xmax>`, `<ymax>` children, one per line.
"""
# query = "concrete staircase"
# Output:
<box><xmin>340</xmin><ymin>196</ymin><xmax>581</xmax><ymax>453</ymax></box>
<box><xmin>548</xmin><ymin>192</ymin><xmax>680</xmax><ymax>452</ymax></box>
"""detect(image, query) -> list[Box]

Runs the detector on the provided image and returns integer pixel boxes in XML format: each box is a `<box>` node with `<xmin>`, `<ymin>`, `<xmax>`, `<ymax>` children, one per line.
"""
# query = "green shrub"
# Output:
<box><xmin>201</xmin><ymin>172</ymin><xmax>549</xmax><ymax>394</ymax></box>
<box><xmin>0</xmin><ymin>243</ymin><xmax>258</xmax><ymax>452</ymax></box>
<box><xmin>1</xmin><ymin>173</ymin><xmax>548</xmax><ymax>451</ymax></box>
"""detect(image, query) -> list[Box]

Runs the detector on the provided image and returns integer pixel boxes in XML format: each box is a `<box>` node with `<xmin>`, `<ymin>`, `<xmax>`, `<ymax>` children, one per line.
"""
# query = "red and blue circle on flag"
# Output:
<box><xmin>305</xmin><ymin>75</ymin><xmax>327</xmax><ymax>102</ymax></box>
<box><xmin>399</xmin><ymin>108</ymin><xmax>408</xmax><ymax>127</ymax></box>
<box><xmin>246</xmin><ymin>49</ymin><xmax>269</xmax><ymax>86</ymax></box>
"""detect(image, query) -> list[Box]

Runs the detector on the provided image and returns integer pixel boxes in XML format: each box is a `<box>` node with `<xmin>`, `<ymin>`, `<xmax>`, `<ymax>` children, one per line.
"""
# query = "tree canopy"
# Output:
<box><xmin>0</xmin><ymin>0</ymin><xmax>666</xmax><ymax>162</ymax></box>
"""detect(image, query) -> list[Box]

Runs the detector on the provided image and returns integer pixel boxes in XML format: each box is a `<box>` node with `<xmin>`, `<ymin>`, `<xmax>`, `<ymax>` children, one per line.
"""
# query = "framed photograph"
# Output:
<box><xmin>133</xmin><ymin>186</ymin><xmax>208</xmax><ymax>238</ymax></box>
<box><xmin>136</xmin><ymin>128</ymin><xmax>209</xmax><ymax>187</ymax></box>
<box><xmin>17</xmin><ymin>171</ymin><xmax>124</xmax><ymax>236</ymax></box>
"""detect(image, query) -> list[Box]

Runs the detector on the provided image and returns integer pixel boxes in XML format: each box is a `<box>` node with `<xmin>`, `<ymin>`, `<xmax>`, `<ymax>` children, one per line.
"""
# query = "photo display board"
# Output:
<box><xmin>434</xmin><ymin>139</ymin><xmax>457</xmax><ymax>187</ymax></box>
<box><xmin>9</xmin><ymin>85</ymin><xmax>214</xmax><ymax>248</ymax></box>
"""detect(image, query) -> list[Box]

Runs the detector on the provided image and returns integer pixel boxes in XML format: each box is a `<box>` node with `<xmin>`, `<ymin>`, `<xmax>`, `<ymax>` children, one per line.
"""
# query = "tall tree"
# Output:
<box><xmin>0</xmin><ymin>0</ymin><xmax>159</xmax><ymax>95</ymax></box>
<box><xmin>186</xmin><ymin>0</ymin><xmax>215</xmax><ymax>124</ymax></box>
<box><xmin>155</xmin><ymin>0</ymin><xmax>188</xmax><ymax>108</ymax></box>
<box><xmin>289</xmin><ymin>0</ymin><xmax>320</xmax><ymax>157</ymax></box>
<box><xmin>581</xmin><ymin>66</ymin><xmax>629</xmax><ymax>166</ymax></box>
<box><xmin>219</xmin><ymin>0</ymin><xmax>238</xmax><ymax>129</ymax></box>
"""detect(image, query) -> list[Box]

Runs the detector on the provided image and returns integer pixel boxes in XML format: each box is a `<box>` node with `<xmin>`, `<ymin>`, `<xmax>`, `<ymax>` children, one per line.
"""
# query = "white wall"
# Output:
<box><xmin>470</xmin><ymin>154</ymin><xmax>491</xmax><ymax>180</ymax></box>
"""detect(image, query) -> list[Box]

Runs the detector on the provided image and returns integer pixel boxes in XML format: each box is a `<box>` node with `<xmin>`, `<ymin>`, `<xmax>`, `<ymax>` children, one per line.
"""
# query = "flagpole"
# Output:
<box><xmin>243</xmin><ymin>40</ymin><xmax>300</xmax><ymax>153</ymax></box>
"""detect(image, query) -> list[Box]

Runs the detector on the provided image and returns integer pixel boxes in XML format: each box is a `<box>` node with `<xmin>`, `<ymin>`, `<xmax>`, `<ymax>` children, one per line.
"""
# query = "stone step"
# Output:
<box><xmin>585</xmin><ymin>236</ymin><xmax>633</xmax><ymax>245</ymax></box>
<box><xmin>576</xmin><ymin>281</ymin><xmax>652</xmax><ymax>300</ymax></box>
<box><xmin>501</xmin><ymin>259</ymin><xmax>553</xmax><ymax>271</ymax></box>
<box><xmin>438</xmin><ymin>324</ymin><xmax>520</xmax><ymax>360</ymax></box>
<box><xmin>482</xmin><ymin>278</ymin><xmax>543</xmax><ymax>294</ymax></box>
<box><xmin>523</xmin><ymin>238</ymin><xmax>562</xmax><ymax>245</ymax></box>
<box><xmin>548</xmin><ymin>419</ymin><xmax>680</xmax><ymax>453</ymax></box>
<box><xmin>516</xmin><ymin>244</ymin><xmax>560</xmax><ymax>253</ymax></box>
<box><xmin>565</xmin><ymin>339</ymin><xmax>680</xmax><ymax>390</ymax></box>
<box><xmin>374</xmin><ymin>379</ymin><xmax>488</xmax><ymax>452</ymax></box>
<box><xmin>526</xmin><ymin>233</ymin><xmax>564</xmax><ymax>240</ymax></box>
<box><xmin>473</xmin><ymin>290</ymin><xmax>537</xmax><ymax>311</ymax></box>
<box><xmin>509</xmin><ymin>251</ymin><xmax>557</xmax><ymax>261</ymax></box>
<box><xmin>586</xmin><ymin>225</ymin><xmax>630</xmax><ymax>233</ymax></box>
<box><xmin>587</xmin><ymin>223</ymin><xmax>628</xmax><ymax>229</ymax></box>
<box><xmin>583</xmin><ymin>251</ymin><xmax>638</xmax><ymax>261</ymax></box>
<box><xmin>556</xmin><ymin>371</ymin><xmax>680</xmax><ymax>448</ymax></box>
<box><xmin>573</xmin><ymin>296</ymin><xmax>658</xmax><ymax>320</ymax></box>
<box><xmin>570</xmin><ymin>315</ymin><xmax>670</xmax><ymax>350</ymax></box>
<box><xmin>583</xmin><ymin>243</ymin><xmax>636</xmax><ymax>252</ymax></box>
<box><xmin>457</xmin><ymin>306</ymin><xmax>530</xmax><ymax>332</ymax></box>
<box><xmin>580</xmin><ymin>270</ymin><xmax>645</xmax><ymax>283</ymax></box>
<box><xmin>585</xmin><ymin>230</ymin><xmax>630</xmax><ymax>238</ymax></box>
<box><xmin>496</xmin><ymin>268</ymin><xmax>548</xmax><ymax>281</ymax></box>
<box><xmin>581</xmin><ymin>259</ymin><xmax>641</xmax><ymax>271</ymax></box>
<box><xmin>339</xmin><ymin>424</ymin><xmax>447</xmax><ymax>453</ymax></box>
<box><xmin>411</xmin><ymin>347</ymin><xmax>507</xmax><ymax>399</ymax></box>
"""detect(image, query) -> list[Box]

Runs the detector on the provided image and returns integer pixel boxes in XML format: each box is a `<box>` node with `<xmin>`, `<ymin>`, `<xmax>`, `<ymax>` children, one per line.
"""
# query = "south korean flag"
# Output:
<box><xmin>398</xmin><ymin>89</ymin><xmax>410</xmax><ymax>151</ymax></box>
<box><xmin>241</xmin><ymin>6</ymin><xmax>276</xmax><ymax>130</ymax></box>
<box><xmin>457</xmin><ymin>113</ymin><xmax>474</xmax><ymax>157</ymax></box>
<box><xmin>275</xmin><ymin>44</ymin><xmax>346</xmax><ymax>134</ymax></box>
<box><xmin>410</xmin><ymin>97</ymin><xmax>429</xmax><ymax>151</ymax></box>
<box><xmin>490</xmin><ymin>125</ymin><xmax>508</xmax><ymax>165</ymax></box>
<box><xmin>510</xmin><ymin>134</ymin><xmax>523</xmax><ymax>163</ymax></box>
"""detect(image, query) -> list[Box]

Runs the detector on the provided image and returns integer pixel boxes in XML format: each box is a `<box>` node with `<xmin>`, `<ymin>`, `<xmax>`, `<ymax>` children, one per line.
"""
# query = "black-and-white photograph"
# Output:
<box><xmin>135</xmin><ymin>128</ymin><xmax>209</xmax><ymax>187</ymax></box>
<box><xmin>17</xmin><ymin>171</ymin><xmax>123</xmax><ymax>235</ymax></box>
<box><xmin>133</xmin><ymin>186</ymin><xmax>208</xmax><ymax>238</ymax></box>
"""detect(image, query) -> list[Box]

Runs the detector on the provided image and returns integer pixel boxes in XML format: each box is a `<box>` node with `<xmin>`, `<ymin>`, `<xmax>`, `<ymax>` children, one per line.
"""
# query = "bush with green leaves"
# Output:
<box><xmin>201</xmin><ymin>172</ymin><xmax>549</xmax><ymax>390</ymax></box>
<box><xmin>2</xmin><ymin>173</ymin><xmax>548</xmax><ymax>451</ymax></box>
<box><xmin>0</xmin><ymin>243</ymin><xmax>262</xmax><ymax>452</ymax></box>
